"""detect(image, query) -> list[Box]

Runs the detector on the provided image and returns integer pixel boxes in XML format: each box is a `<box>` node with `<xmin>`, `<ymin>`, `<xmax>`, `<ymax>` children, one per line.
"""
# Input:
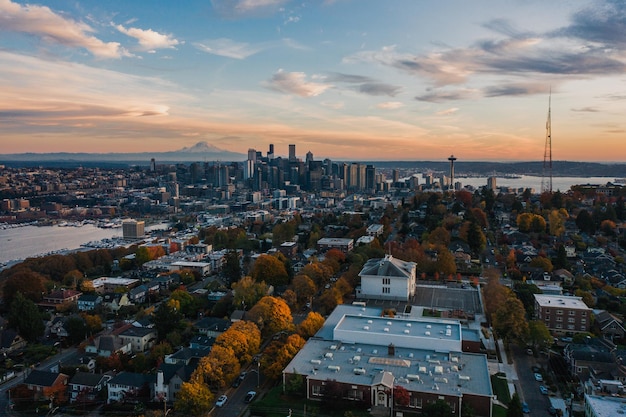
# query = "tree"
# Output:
<box><xmin>2</xmin><ymin>269</ymin><xmax>46</xmax><ymax>305</ymax></box>
<box><xmin>175</xmin><ymin>379</ymin><xmax>214</xmax><ymax>417</ymax></box>
<box><xmin>215</xmin><ymin>321</ymin><xmax>261</xmax><ymax>365</ymax></box>
<box><xmin>246</xmin><ymin>296</ymin><xmax>294</xmax><ymax>338</ymax></box>
<box><xmin>8</xmin><ymin>292</ymin><xmax>45</xmax><ymax>342</ymax></box>
<box><xmin>466</xmin><ymin>222</ymin><xmax>487</xmax><ymax>255</ymax></box>
<box><xmin>232</xmin><ymin>276</ymin><xmax>269</xmax><ymax>311</ymax></box>
<box><xmin>297</xmin><ymin>311</ymin><xmax>325</xmax><ymax>339</ymax></box>
<box><xmin>169</xmin><ymin>289</ymin><xmax>198</xmax><ymax>317</ymax></box>
<box><xmin>292</xmin><ymin>274</ymin><xmax>317</xmax><ymax>304</ymax></box>
<box><xmin>529</xmin><ymin>256</ymin><xmax>553</xmax><ymax>273</ymax></box>
<box><xmin>261</xmin><ymin>333</ymin><xmax>305</xmax><ymax>380</ymax></box>
<box><xmin>423</xmin><ymin>399</ymin><xmax>454</xmax><ymax>417</ymax></box>
<box><xmin>153</xmin><ymin>302</ymin><xmax>185</xmax><ymax>342</ymax></box>
<box><xmin>393</xmin><ymin>385</ymin><xmax>409</xmax><ymax>407</ymax></box>
<box><xmin>493</xmin><ymin>292</ymin><xmax>529</xmax><ymax>344</ymax></box>
<box><xmin>251</xmin><ymin>254</ymin><xmax>289</xmax><ymax>287</ymax></box>
<box><xmin>528</xmin><ymin>320</ymin><xmax>552</xmax><ymax>351</ymax></box>
<box><xmin>65</xmin><ymin>316</ymin><xmax>89</xmax><ymax>344</ymax></box>
<box><xmin>575</xmin><ymin>209</ymin><xmax>595</xmax><ymax>234</ymax></box>
<box><xmin>197</xmin><ymin>344</ymin><xmax>240</xmax><ymax>389</ymax></box>
<box><xmin>548</xmin><ymin>209</ymin><xmax>566</xmax><ymax>237</ymax></box>
<box><xmin>428</xmin><ymin>227</ymin><xmax>451</xmax><ymax>246</ymax></box>
<box><xmin>507</xmin><ymin>393</ymin><xmax>523</xmax><ymax>417</ymax></box>
<box><xmin>223</xmin><ymin>250</ymin><xmax>242</xmax><ymax>284</ymax></box>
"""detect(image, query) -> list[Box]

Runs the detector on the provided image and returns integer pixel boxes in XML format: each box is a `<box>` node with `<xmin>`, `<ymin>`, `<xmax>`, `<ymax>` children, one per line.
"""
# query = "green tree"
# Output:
<box><xmin>467</xmin><ymin>222</ymin><xmax>487</xmax><ymax>255</ymax></box>
<box><xmin>223</xmin><ymin>250</ymin><xmax>242</xmax><ymax>284</ymax></box>
<box><xmin>232</xmin><ymin>276</ymin><xmax>269</xmax><ymax>311</ymax></box>
<box><xmin>423</xmin><ymin>399</ymin><xmax>454</xmax><ymax>417</ymax></box>
<box><xmin>576</xmin><ymin>209</ymin><xmax>595</xmax><ymax>234</ymax></box>
<box><xmin>8</xmin><ymin>292</ymin><xmax>45</xmax><ymax>342</ymax></box>
<box><xmin>153</xmin><ymin>302</ymin><xmax>185</xmax><ymax>342</ymax></box>
<box><xmin>507</xmin><ymin>393</ymin><xmax>524</xmax><ymax>417</ymax></box>
<box><xmin>528</xmin><ymin>320</ymin><xmax>553</xmax><ymax>351</ymax></box>
<box><xmin>65</xmin><ymin>316</ymin><xmax>88</xmax><ymax>344</ymax></box>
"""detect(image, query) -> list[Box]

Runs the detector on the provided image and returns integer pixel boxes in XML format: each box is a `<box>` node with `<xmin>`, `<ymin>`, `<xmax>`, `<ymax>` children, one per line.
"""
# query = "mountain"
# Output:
<box><xmin>0</xmin><ymin>141</ymin><xmax>246</xmax><ymax>167</ymax></box>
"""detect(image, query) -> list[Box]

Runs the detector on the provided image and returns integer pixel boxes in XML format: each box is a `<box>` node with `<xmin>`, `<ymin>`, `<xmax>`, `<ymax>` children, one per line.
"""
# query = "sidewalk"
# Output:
<box><xmin>495</xmin><ymin>338</ymin><xmax>519</xmax><ymax>400</ymax></box>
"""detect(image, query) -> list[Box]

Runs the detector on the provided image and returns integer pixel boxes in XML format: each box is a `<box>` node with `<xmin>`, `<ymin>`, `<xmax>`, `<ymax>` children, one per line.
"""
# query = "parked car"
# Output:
<box><xmin>232</xmin><ymin>372</ymin><xmax>247</xmax><ymax>387</ymax></box>
<box><xmin>534</xmin><ymin>372</ymin><xmax>543</xmax><ymax>382</ymax></box>
<box><xmin>539</xmin><ymin>385</ymin><xmax>549</xmax><ymax>395</ymax></box>
<box><xmin>244</xmin><ymin>391</ymin><xmax>256</xmax><ymax>403</ymax></box>
<box><xmin>522</xmin><ymin>402</ymin><xmax>530</xmax><ymax>414</ymax></box>
<box><xmin>216</xmin><ymin>395</ymin><xmax>228</xmax><ymax>407</ymax></box>
<box><xmin>526</xmin><ymin>348</ymin><xmax>533</xmax><ymax>355</ymax></box>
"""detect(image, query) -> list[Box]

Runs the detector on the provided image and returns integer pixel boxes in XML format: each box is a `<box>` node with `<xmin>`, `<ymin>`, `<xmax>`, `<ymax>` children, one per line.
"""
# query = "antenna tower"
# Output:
<box><xmin>541</xmin><ymin>90</ymin><xmax>552</xmax><ymax>194</ymax></box>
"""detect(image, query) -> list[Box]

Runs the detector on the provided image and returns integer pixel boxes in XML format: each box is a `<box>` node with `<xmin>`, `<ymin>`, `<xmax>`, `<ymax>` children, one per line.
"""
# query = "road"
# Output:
<box><xmin>512</xmin><ymin>345</ymin><xmax>554</xmax><ymax>416</ymax></box>
<box><xmin>213</xmin><ymin>365</ymin><xmax>265</xmax><ymax>417</ymax></box>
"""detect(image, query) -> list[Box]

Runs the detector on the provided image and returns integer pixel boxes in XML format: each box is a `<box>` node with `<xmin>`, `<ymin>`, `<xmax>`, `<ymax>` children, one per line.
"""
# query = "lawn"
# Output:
<box><xmin>493</xmin><ymin>404</ymin><xmax>507</xmax><ymax>417</ymax></box>
<box><xmin>490</xmin><ymin>373</ymin><xmax>511</xmax><ymax>406</ymax></box>
<box><xmin>251</xmin><ymin>386</ymin><xmax>372</xmax><ymax>417</ymax></box>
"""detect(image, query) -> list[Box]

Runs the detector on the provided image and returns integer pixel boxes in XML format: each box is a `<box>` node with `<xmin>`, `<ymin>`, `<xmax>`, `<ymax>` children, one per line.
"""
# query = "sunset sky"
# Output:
<box><xmin>1</xmin><ymin>0</ymin><xmax>625</xmax><ymax>162</ymax></box>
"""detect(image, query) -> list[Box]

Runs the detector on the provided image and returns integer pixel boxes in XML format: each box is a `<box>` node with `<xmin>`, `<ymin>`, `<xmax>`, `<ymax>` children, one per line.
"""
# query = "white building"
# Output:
<box><xmin>357</xmin><ymin>254</ymin><xmax>416</xmax><ymax>301</ymax></box>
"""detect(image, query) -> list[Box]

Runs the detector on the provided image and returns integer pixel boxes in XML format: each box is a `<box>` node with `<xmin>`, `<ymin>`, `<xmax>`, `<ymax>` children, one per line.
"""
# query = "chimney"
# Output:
<box><xmin>388</xmin><ymin>343</ymin><xmax>395</xmax><ymax>356</ymax></box>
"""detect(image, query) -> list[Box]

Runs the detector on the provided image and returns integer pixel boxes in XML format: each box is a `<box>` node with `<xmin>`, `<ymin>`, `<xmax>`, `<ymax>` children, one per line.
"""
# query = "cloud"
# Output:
<box><xmin>483</xmin><ymin>83</ymin><xmax>548</xmax><ymax>97</ymax></box>
<box><xmin>377</xmin><ymin>102</ymin><xmax>403</xmax><ymax>109</ymax></box>
<box><xmin>436</xmin><ymin>108</ymin><xmax>459</xmax><ymax>116</ymax></box>
<box><xmin>326</xmin><ymin>72</ymin><xmax>401</xmax><ymax>96</ymax></box>
<box><xmin>554</xmin><ymin>0</ymin><xmax>626</xmax><ymax>48</ymax></box>
<box><xmin>571</xmin><ymin>107</ymin><xmax>599</xmax><ymax>112</ymax></box>
<box><xmin>210</xmin><ymin>0</ymin><xmax>290</xmax><ymax>18</ymax></box>
<box><xmin>415</xmin><ymin>89</ymin><xmax>477</xmax><ymax>102</ymax></box>
<box><xmin>264</xmin><ymin>69</ymin><xmax>331</xmax><ymax>97</ymax></box>
<box><xmin>0</xmin><ymin>0</ymin><xmax>128</xmax><ymax>58</ymax></box>
<box><xmin>114</xmin><ymin>24</ymin><xmax>180</xmax><ymax>52</ymax></box>
<box><xmin>194</xmin><ymin>38</ymin><xmax>263</xmax><ymax>59</ymax></box>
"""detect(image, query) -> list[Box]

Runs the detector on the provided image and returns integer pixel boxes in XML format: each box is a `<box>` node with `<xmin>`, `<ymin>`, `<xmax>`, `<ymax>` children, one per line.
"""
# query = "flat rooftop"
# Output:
<box><xmin>286</xmin><ymin>338</ymin><xmax>492</xmax><ymax>398</ymax></box>
<box><xmin>534</xmin><ymin>294</ymin><xmax>591</xmax><ymax>310</ymax></box>
<box><xmin>91</xmin><ymin>277</ymin><xmax>139</xmax><ymax>286</ymax></box>
<box><xmin>585</xmin><ymin>394</ymin><xmax>626</xmax><ymax>417</ymax></box>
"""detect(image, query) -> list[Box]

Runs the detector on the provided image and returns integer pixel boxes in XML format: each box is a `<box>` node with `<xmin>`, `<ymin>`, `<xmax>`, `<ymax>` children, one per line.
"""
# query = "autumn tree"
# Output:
<box><xmin>292</xmin><ymin>274</ymin><xmax>317</xmax><ymax>304</ymax></box>
<box><xmin>393</xmin><ymin>385</ymin><xmax>410</xmax><ymax>407</ymax></box>
<box><xmin>232</xmin><ymin>276</ymin><xmax>269</xmax><ymax>310</ymax></box>
<box><xmin>2</xmin><ymin>269</ymin><xmax>46</xmax><ymax>305</ymax></box>
<box><xmin>246</xmin><ymin>296</ymin><xmax>294</xmax><ymax>338</ymax></box>
<box><xmin>517</xmin><ymin>213</ymin><xmax>546</xmax><ymax>233</ymax></box>
<box><xmin>529</xmin><ymin>256</ymin><xmax>553</xmax><ymax>273</ymax></box>
<box><xmin>196</xmin><ymin>344</ymin><xmax>240</xmax><ymax>389</ymax></box>
<box><xmin>175</xmin><ymin>378</ymin><xmax>214</xmax><ymax>417</ymax></box>
<box><xmin>297</xmin><ymin>311</ymin><xmax>325</xmax><ymax>339</ymax></box>
<box><xmin>251</xmin><ymin>254</ymin><xmax>289</xmax><ymax>287</ymax></box>
<box><xmin>299</xmin><ymin>262</ymin><xmax>334</xmax><ymax>288</ymax></box>
<box><xmin>261</xmin><ymin>333</ymin><xmax>306</xmax><ymax>380</ymax></box>
<box><xmin>466</xmin><ymin>222</ymin><xmax>487</xmax><ymax>255</ymax></box>
<box><xmin>428</xmin><ymin>226</ymin><xmax>451</xmax><ymax>246</ymax></box>
<box><xmin>215</xmin><ymin>320</ymin><xmax>261</xmax><ymax>365</ymax></box>
<box><xmin>548</xmin><ymin>209</ymin><xmax>567</xmax><ymax>237</ymax></box>
<box><xmin>493</xmin><ymin>291</ymin><xmax>529</xmax><ymax>344</ymax></box>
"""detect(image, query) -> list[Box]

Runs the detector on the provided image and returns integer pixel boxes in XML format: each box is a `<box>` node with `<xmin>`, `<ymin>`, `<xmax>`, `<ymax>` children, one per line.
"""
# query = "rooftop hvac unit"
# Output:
<box><xmin>311</xmin><ymin>359</ymin><xmax>322</xmax><ymax>365</ymax></box>
<box><xmin>328</xmin><ymin>365</ymin><xmax>341</xmax><ymax>372</ymax></box>
<box><xmin>353</xmin><ymin>368</ymin><xmax>366</xmax><ymax>375</ymax></box>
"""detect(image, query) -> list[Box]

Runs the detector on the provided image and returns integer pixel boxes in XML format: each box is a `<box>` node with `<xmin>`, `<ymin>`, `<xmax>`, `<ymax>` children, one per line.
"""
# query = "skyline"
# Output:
<box><xmin>1</xmin><ymin>1</ymin><xmax>625</xmax><ymax>162</ymax></box>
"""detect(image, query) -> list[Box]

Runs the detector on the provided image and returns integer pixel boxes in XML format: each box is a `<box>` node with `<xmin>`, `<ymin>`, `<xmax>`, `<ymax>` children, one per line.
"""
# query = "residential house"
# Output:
<box><xmin>101</xmin><ymin>293</ymin><xmax>132</xmax><ymax>312</ymax></box>
<box><xmin>40</xmin><ymin>289</ymin><xmax>82</xmax><ymax>309</ymax></box>
<box><xmin>195</xmin><ymin>317</ymin><xmax>230</xmax><ymax>337</ymax></box>
<box><xmin>189</xmin><ymin>335</ymin><xmax>215</xmax><ymax>350</ymax></box>
<box><xmin>0</xmin><ymin>329</ymin><xmax>27</xmax><ymax>354</ymax></box>
<box><xmin>357</xmin><ymin>254</ymin><xmax>416</xmax><ymax>301</ymax></box>
<box><xmin>118</xmin><ymin>326</ymin><xmax>157</xmax><ymax>353</ymax></box>
<box><xmin>69</xmin><ymin>371</ymin><xmax>111</xmax><ymax>404</ymax></box>
<box><xmin>107</xmin><ymin>372</ymin><xmax>155</xmax><ymax>404</ymax></box>
<box><xmin>22</xmin><ymin>370</ymin><xmax>69</xmax><ymax>403</ymax></box>
<box><xmin>77</xmin><ymin>294</ymin><xmax>103</xmax><ymax>312</ymax></box>
<box><xmin>128</xmin><ymin>285</ymin><xmax>148</xmax><ymax>304</ymax></box>
<box><xmin>154</xmin><ymin>363</ymin><xmax>195</xmax><ymax>403</ymax></box>
<box><xmin>164</xmin><ymin>347</ymin><xmax>211</xmax><ymax>366</ymax></box>
<box><xmin>85</xmin><ymin>335</ymin><xmax>132</xmax><ymax>357</ymax></box>
<box><xmin>593</xmin><ymin>310</ymin><xmax>626</xmax><ymax>343</ymax></box>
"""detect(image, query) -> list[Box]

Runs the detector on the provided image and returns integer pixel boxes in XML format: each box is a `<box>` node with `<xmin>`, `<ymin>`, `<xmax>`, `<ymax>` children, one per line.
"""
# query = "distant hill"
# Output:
<box><xmin>0</xmin><ymin>141</ymin><xmax>246</xmax><ymax>167</ymax></box>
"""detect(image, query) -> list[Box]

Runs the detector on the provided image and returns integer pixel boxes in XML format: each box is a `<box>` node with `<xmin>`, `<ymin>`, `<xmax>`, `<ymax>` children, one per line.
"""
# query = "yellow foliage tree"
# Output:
<box><xmin>297</xmin><ymin>311</ymin><xmax>325</xmax><ymax>339</ymax></box>
<box><xmin>215</xmin><ymin>320</ymin><xmax>261</xmax><ymax>365</ymax></box>
<box><xmin>246</xmin><ymin>296</ymin><xmax>294</xmax><ymax>338</ymax></box>
<box><xmin>174</xmin><ymin>378</ymin><xmax>214</xmax><ymax>416</ymax></box>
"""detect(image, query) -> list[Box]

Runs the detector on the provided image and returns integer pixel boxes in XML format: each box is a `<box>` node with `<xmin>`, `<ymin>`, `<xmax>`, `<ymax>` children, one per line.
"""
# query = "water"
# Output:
<box><xmin>0</xmin><ymin>224</ymin><xmax>121</xmax><ymax>264</ymax></box>
<box><xmin>452</xmin><ymin>175</ymin><xmax>619</xmax><ymax>192</ymax></box>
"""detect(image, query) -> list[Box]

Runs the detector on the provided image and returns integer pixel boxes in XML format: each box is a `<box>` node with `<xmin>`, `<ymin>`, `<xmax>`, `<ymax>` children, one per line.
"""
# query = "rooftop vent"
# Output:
<box><xmin>328</xmin><ymin>365</ymin><xmax>341</xmax><ymax>372</ymax></box>
<box><xmin>404</xmin><ymin>329</ymin><xmax>410</xmax><ymax>334</ymax></box>
<box><xmin>363</xmin><ymin>326</ymin><xmax>370</xmax><ymax>330</ymax></box>
<box><xmin>311</xmin><ymin>359</ymin><xmax>322</xmax><ymax>365</ymax></box>
<box><xmin>353</xmin><ymin>367</ymin><xmax>366</xmax><ymax>375</ymax></box>
<box><xmin>387</xmin><ymin>321</ymin><xmax>392</xmax><ymax>326</ymax></box>
<box><xmin>406</xmin><ymin>323</ymin><xmax>412</xmax><ymax>327</ymax></box>
<box><xmin>384</xmin><ymin>328</ymin><xmax>390</xmax><ymax>332</ymax></box>
<box><xmin>425</xmin><ymin>331</ymin><xmax>431</xmax><ymax>336</ymax></box>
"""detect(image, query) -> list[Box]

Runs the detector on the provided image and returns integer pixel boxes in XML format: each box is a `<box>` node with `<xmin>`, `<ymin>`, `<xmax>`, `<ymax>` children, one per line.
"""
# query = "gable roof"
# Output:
<box><xmin>359</xmin><ymin>254</ymin><xmax>415</xmax><ymax>278</ymax></box>
<box><xmin>108</xmin><ymin>372</ymin><xmax>155</xmax><ymax>387</ymax></box>
<box><xmin>70</xmin><ymin>371</ymin><xmax>109</xmax><ymax>387</ymax></box>
<box><xmin>24</xmin><ymin>370</ymin><xmax>67</xmax><ymax>387</ymax></box>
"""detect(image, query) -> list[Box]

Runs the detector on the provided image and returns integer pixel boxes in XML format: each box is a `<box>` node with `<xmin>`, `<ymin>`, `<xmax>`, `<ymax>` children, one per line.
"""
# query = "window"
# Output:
<box><xmin>382</xmin><ymin>287</ymin><xmax>390</xmax><ymax>294</ymax></box>
<box><xmin>556</xmin><ymin>324</ymin><xmax>562</xmax><ymax>329</ymax></box>
<box><xmin>312</xmin><ymin>385</ymin><xmax>322</xmax><ymax>396</ymax></box>
<box><xmin>568</xmin><ymin>318</ymin><xmax>575</xmax><ymax>323</ymax></box>
<box><xmin>582</xmin><ymin>312</ymin><xmax>587</xmax><ymax>317</ymax></box>
<box><xmin>347</xmin><ymin>389</ymin><xmax>363</xmax><ymax>400</ymax></box>
<box><xmin>569</xmin><ymin>310</ymin><xmax>575</xmax><ymax>316</ymax></box>
<box><xmin>556</xmin><ymin>317</ymin><xmax>562</xmax><ymax>322</ymax></box>
<box><xmin>557</xmin><ymin>310</ymin><xmax>563</xmax><ymax>315</ymax></box>
<box><xmin>382</xmin><ymin>278</ymin><xmax>390</xmax><ymax>285</ymax></box>
<box><xmin>410</xmin><ymin>397</ymin><xmax>423</xmax><ymax>408</ymax></box>
<box><xmin>568</xmin><ymin>325</ymin><xmax>575</xmax><ymax>330</ymax></box>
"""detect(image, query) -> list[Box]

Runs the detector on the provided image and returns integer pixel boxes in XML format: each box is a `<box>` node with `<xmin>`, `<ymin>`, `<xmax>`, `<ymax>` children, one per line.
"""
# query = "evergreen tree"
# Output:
<box><xmin>8</xmin><ymin>292</ymin><xmax>45</xmax><ymax>342</ymax></box>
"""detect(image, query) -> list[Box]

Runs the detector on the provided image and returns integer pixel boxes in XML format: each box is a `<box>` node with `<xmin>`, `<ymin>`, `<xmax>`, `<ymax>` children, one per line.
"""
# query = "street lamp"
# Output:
<box><xmin>257</xmin><ymin>361</ymin><xmax>260</xmax><ymax>388</ymax></box>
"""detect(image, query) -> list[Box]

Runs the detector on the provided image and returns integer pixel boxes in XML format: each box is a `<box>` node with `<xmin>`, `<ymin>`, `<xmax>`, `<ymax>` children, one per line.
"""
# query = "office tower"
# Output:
<box><xmin>365</xmin><ymin>165</ymin><xmax>376</xmax><ymax>192</ymax></box>
<box><xmin>289</xmin><ymin>144</ymin><xmax>296</xmax><ymax>161</ymax></box>
<box><xmin>122</xmin><ymin>219</ymin><xmax>145</xmax><ymax>240</ymax></box>
<box><xmin>306</xmin><ymin>151</ymin><xmax>313</xmax><ymax>164</ymax></box>
<box><xmin>268</xmin><ymin>144</ymin><xmax>274</xmax><ymax>160</ymax></box>
<box><xmin>150</xmin><ymin>158</ymin><xmax>156</xmax><ymax>172</ymax></box>
<box><xmin>392</xmin><ymin>169</ymin><xmax>399</xmax><ymax>183</ymax></box>
<box><xmin>487</xmin><ymin>176</ymin><xmax>497</xmax><ymax>191</ymax></box>
<box><xmin>244</xmin><ymin>148</ymin><xmax>256</xmax><ymax>180</ymax></box>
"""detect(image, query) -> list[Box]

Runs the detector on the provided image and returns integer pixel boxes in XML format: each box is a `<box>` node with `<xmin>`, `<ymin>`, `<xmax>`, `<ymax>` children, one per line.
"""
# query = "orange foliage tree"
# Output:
<box><xmin>246</xmin><ymin>296</ymin><xmax>294</xmax><ymax>338</ymax></box>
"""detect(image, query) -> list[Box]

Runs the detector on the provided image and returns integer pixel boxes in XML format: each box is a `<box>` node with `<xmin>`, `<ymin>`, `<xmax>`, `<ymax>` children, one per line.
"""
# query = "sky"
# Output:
<box><xmin>1</xmin><ymin>0</ymin><xmax>626</xmax><ymax>162</ymax></box>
